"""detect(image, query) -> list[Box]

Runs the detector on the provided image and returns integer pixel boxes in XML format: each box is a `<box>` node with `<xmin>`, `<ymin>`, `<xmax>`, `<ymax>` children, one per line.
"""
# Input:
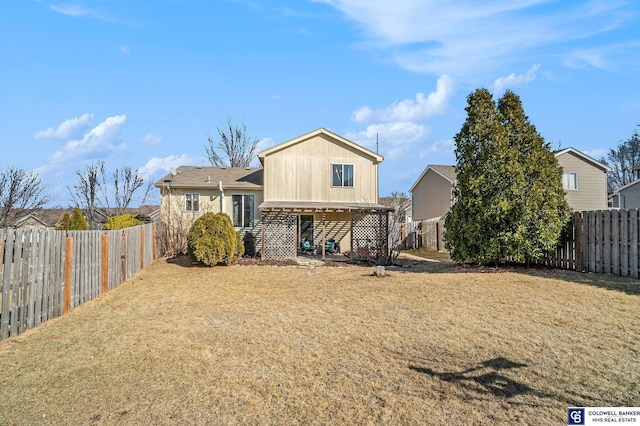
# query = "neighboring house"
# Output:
<box><xmin>410</xmin><ymin>148</ymin><xmax>610</xmax><ymax>220</ymax></box>
<box><xmin>155</xmin><ymin>128</ymin><xmax>391</xmax><ymax>260</ymax></box>
<box><xmin>554</xmin><ymin>147</ymin><xmax>610</xmax><ymax>211</ymax></box>
<box><xmin>610</xmin><ymin>168</ymin><xmax>640</xmax><ymax>208</ymax></box>
<box><xmin>409</xmin><ymin>165</ymin><xmax>457</xmax><ymax>221</ymax></box>
<box><xmin>2</xmin><ymin>206</ymin><xmax>160</xmax><ymax>230</ymax></box>
<box><xmin>3</xmin><ymin>208</ymin><xmax>73</xmax><ymax>229</ymax></box>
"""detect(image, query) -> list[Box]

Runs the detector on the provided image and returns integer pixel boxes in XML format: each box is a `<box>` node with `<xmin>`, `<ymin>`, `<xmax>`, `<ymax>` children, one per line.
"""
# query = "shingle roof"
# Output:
<box><xmin>154</xmin><ymin>166</ymin><xmax>263</xmax><ymax>190</ymax></box>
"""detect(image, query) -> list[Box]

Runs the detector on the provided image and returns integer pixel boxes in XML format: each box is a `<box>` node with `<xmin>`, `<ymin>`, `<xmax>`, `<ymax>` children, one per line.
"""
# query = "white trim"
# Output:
<box><xmin>410</xmin><ymin>165</ymin><xmax>456</xmax><ymax>193</ymax></box>
<box><xmin>555</xmin><ymin>147</ymin><xmax>611</xmax><ymax>172</ymax></box>
<box><xmin>330</xmin><ymin>163</ymin><xmax>355</xmax><ymax>188</ymax></box>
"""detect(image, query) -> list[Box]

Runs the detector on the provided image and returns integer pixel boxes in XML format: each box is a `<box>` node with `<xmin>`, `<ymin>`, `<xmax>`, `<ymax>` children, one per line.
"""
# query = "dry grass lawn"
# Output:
<box><xmin>0</xmin><ymin>255</ymin><xmax>638</xmax><ymax>425</ymax></box>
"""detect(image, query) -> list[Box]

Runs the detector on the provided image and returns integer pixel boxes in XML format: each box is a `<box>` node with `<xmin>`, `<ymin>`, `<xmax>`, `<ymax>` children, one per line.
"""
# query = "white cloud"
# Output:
<box><xmin>256</xmin><ymin>137</ymin><xmax>276</xmax><ymax>152</ymax></box>
<box><xmin>352</xmin><ymin>74</ymin><xmax>455</xmax><ymax>123</ymax></box>
<box><xmin>142</xmin><ymin>133</ymin><xmax>162</xmax><ymax>146</ymax></box>
<box><xmin>120</xmin><ymin>45</ymin><xmax>130</xmax><ymax>54</ymax></box>
<box><xmin>583</xmin><ymin>148</ymin><xmax>607</xmax><ymax>161</ymax></box>
<box><xmin>493</xmin><ymin>64</ymin><xmax>541</xmax><ymax>93</ymax></box>
<box><xmin>139</xmin><ymin>154</ymin><xmax>204</xmax><ymax>180</ymax></box>
<box><xmin>345</xmin><ymin>122</ymin><xmax>429</xmax><ymax>160</ymax></box>
<box><xmin>313</xmin><ymin>0</ymin><xmax>636</xmax><ymax>77</ymax></box>
<box><xmin>34</xmin><ymin>113</ymin><xmax>93</xmax><ymax>140</ymax></box>
<box><xmin>41</xmin><ymin>115</ymin><xmax>127</xmax><ymax>171</ymax></box>
<box><xmin>50</xmin><ymin>4</ymin><xmax>110</xmax><ymax>20</ymax></box>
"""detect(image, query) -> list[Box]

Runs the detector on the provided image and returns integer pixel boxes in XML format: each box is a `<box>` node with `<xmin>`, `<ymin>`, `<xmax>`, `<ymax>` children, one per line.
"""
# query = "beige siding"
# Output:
<box><xmin>411</xmin><ymin>170</ymin><xmax>454</xmax><ymax>221</ymax></box>
<box><xmin>556</xmin><ymin>151</ymin><xmax>608</xmax><ymax>211</ymax></box>
<box><xmin>262</xmin><ymin>134</ymin><xmax>378</xmax><ymax>204</ymax></box>
<box><xmin>160</xmin><ymin>186</ymin><xmax>263</xmax><ymax>239</ymax></box>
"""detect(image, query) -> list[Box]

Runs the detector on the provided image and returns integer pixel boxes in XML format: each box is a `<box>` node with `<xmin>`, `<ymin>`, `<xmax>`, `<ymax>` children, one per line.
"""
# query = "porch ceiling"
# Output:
<box><xmin>259</xmin><ymin>201</ymin><xmax>393</xmax><ymax>214</ymax></box>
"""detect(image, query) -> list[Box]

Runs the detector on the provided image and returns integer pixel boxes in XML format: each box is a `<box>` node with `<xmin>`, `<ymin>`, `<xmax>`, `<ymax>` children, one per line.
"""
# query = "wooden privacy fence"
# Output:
<box><xmin>403</xmin><ymin>218</ymin><xmax>446</xmax><ymax>252</ymax></box>
<box><xmin>539</xmin><ymin>209</ymin><xmax>640</xmax><ymax>277</ymax></box>
<box><xmin>403</xmin><ymin>209</ymin><xmax>640</xmax><ymax>278</ymax></box>
<box><xmin>0</xmin><ymin>223</ymin><xmax>156</xmax><ymax>340</ymax></box>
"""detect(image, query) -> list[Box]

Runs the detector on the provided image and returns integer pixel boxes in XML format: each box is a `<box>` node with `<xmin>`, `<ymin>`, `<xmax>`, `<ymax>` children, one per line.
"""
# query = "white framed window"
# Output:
<box><xmin>562</xmin><ymin>172</ymin><xmax>578</xmax><ymax>190</ymax></box>
<box><xmin>331</xmin><ymin>163</ymin><xmax>354</xmax><ymax>187</ymax></box>
<box><xmin>232</xmin><ymin>194</ymin><xmax>254</xmax><ymax>228</ymax></box>
<box><xmin>185</xmin><ymin>193</ymin><xmax>200</xmax><ymax>211</ymax></box>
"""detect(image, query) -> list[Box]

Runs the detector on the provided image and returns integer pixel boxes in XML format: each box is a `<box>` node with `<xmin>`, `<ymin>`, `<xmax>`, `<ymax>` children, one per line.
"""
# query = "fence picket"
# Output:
<box><xmin>403</xmin><ymin>209</ymin><xmax>640</xmax><ymax>278</ymax></box>
<box><xmin>1</xmin><ymin>224</ymin><xmax>155</xmax><ymax>341</ymax></box>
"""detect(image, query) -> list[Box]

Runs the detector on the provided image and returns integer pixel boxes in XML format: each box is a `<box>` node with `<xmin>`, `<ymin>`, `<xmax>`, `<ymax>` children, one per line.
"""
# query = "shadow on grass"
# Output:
<box><xmin>409</xmin><ymin>357</ymin><xmax>552</xmax><ymax>400</ymax></box>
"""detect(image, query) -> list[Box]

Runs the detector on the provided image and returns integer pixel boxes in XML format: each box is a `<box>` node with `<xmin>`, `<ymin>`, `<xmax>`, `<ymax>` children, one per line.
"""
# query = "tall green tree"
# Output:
<box><xmin>444</xmin><ymin>89</ymin><xmax>571</xmax><ymax>265</ymax></box>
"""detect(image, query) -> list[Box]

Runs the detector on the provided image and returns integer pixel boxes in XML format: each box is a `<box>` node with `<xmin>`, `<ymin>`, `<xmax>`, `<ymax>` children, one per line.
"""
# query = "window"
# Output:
<box><xmin>185</xmin><ymin>193</ymin><xmax>200</xmax><ymax>211</ymax></box>
<box><xmin>232</xmin><ymin>194</ymin><xmax>254</xmax><ymax>228</ymax></box>
<box><xmin>562</xmin><ymin>172</ymin><xmax>577</xmax><ymax>190</ymax></box>
<box><xmin>332</xmin><ymin>164</ymin><xmax>354</xmax><ymax>187</ymax></box>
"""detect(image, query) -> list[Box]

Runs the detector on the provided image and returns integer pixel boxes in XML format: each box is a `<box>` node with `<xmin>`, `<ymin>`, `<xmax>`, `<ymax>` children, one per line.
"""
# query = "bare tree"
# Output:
<box><xmin>0</xmin><ymin>166</ymin><xmax>50</xmax><ymax>228</ymax></box>
<box><xmin>68</xmin><ymin>161</ymin><xmax>105</xmax><ymax>229</ymax></box>
<box><xmin>103</xmin><ymin>166</ymin><xmax>152</xmax><ymax>216</ymax></box>
<box><xmin>206</xmin><ymin>115</ymin><xmax>259</xmax><ymax>167</ymax></box>
<box><xmin>601</xmin><ymin>127</ymin><xmax>640</xmax><ymax>193</ymax></box>
<box><xmin>380</xmin><ymin>191</ymin><xmax>411</xmax><ymax>263</ymax></box>
<box><xmin>69</xmin><ymin>162</ymin><xmax>152</xmax><ymax>228</ymax></box>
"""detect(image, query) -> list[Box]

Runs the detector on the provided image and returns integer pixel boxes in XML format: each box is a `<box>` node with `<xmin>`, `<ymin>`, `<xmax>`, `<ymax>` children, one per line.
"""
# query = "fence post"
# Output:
<box><xmin>101</xmin><ymin>234</ymin><xmax>109</xmax><ymax>294</ymax></box>
<box><xmin>63</xmin><ymin>236</ymin><xmax>73</xmax><ymax>314</ymax></box>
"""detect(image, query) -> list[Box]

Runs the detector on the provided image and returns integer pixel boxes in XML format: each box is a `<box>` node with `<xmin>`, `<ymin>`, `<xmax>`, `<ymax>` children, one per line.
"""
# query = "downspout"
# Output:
<box><xmin>219</xmin><ymin>181</ymin><xmax>224</xmax><ymax>213</ymax></box>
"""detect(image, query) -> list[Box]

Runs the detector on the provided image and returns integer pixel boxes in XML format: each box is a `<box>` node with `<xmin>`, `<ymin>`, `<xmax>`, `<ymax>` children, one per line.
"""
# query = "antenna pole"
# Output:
<box><xmin>376</xmin><ymin>133</ymin><xmax>379</xmax><ymax>154</ymax></box>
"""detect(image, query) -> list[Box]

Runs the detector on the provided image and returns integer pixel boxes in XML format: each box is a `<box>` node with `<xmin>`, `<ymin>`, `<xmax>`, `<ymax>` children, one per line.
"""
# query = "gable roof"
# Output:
<box><xmin>154</xmin><ymin>166</ymin><xmax>263</xmax><ymax>190</ymax></box>
<box><xmin>554</xmin><ymin>147</ymin><xmax>611</xmax><ymax>172</ymax></box>
<box><xmin>257</xmin><ymin>128</ymin><xmax>384</xmax><ymax>164</ymax></box>
<box><xmin>409</xmin><ymin>165</ymin><xmax>457</xmax><ymax>192</ymax></box>
<box><xmin>612</xmin><ymin>178</ymin><xmax>640</xmax><ymax>194</ymax></box>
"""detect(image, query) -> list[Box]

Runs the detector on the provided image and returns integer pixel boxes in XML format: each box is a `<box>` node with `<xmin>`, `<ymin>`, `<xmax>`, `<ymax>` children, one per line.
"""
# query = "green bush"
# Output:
<box><xmin>187</xmin><ymin>213</ymin><xmax>244</xmax><ymax>266</ymax></box>
<box><xmin>103</xmin><ymin>214</ymin><xmax>144</xmax><ymax>230</ymax></box>
<box><xmin>57</xmin><ymin>208</ymin><xmax>88</xmax><ymax>230</ymax></box>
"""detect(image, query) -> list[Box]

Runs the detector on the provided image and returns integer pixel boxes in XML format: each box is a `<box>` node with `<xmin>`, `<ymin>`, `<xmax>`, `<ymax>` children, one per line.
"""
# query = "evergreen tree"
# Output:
<box><xmin>445</xmin><ymin>89</ymin><xmax>571</xmax><ymax>265</ymax></box>
<box><xmin>67</xmin><ymin>207</ymin><xmax>89</xmax><ymax>230</ymax></box>
<box><xmin>56</xmin><ymin>213</ymin><xmax>71</xmax><ymax>230</ymax></box>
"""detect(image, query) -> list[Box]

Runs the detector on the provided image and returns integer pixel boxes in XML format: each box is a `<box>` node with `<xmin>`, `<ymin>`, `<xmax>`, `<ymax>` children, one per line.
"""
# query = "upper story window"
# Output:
<box><xmin>232</xmin><ymin>194</ymin><xmax>254</xmax><ymax>228</ymax></box>
<box><xmin>562</xmin><ymin>172</ymin><xmax>577</xmax><ymax>190</ymax></box>
<box><xmin>185</xmin><ymin>193</ymin><xmax>200</xmax><ymax>211</ymax></box>
<box><xmin>332</xmin><ymin>163</ymin><xmax>354</xmax><ymax>188</ymax></box>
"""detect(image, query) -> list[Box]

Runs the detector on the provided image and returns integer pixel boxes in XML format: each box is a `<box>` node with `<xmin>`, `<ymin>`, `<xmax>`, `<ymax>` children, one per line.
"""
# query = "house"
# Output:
<box><xmin>410</xmin><ymin>148</ymin><xmax>610</xmax><ymax>221</ymax></box>
<box><xmin>409</xmin><ymin>165</ymin><xmax>456</xmax><ymax>221</ymax></box>
<box><xmin>554</xmin><ymin>147</ymin><xmax>610</xmax><ymax>211</ymax></box>
<box><xmin>1</xmin><ymin>206</ymin><xmax>160</xmax><ymax>230</ymax></box>
<box><xmin>155</xmin><ymin>166</ymin><xmax>264</xmax><ymax>247</ymax></box>
<box><xmin>610</xmin><ymin>167</ymin><xmax>640</xmax><ymax>208</ymax></box>
<box><xmin>155</xmin><ymin>128</ymin><xmax>391</xmax><ymax>260</ymax></box>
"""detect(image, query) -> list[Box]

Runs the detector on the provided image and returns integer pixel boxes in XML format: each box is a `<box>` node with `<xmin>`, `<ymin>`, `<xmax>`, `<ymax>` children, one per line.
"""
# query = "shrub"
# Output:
<box><xmin>57</xmin><ymin>208</ymin><xmax>88</xmax><ymax>230</ymax></box>
<box><xmin>187</xmin><ymin>213</ymin><xmax>244</xmax><ymax>266</ymax></box>
<box><xmin>103</xmin><ymin>214</ymin><xmax>144</xmax><ymax>230</ymax></box>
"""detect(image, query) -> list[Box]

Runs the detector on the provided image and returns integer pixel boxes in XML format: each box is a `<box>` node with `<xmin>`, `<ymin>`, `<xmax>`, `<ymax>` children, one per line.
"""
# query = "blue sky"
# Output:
<box><xmin>1</xmin><ymin>0</ymin><xmax>639</xmax><ymax>206</ymax></box>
